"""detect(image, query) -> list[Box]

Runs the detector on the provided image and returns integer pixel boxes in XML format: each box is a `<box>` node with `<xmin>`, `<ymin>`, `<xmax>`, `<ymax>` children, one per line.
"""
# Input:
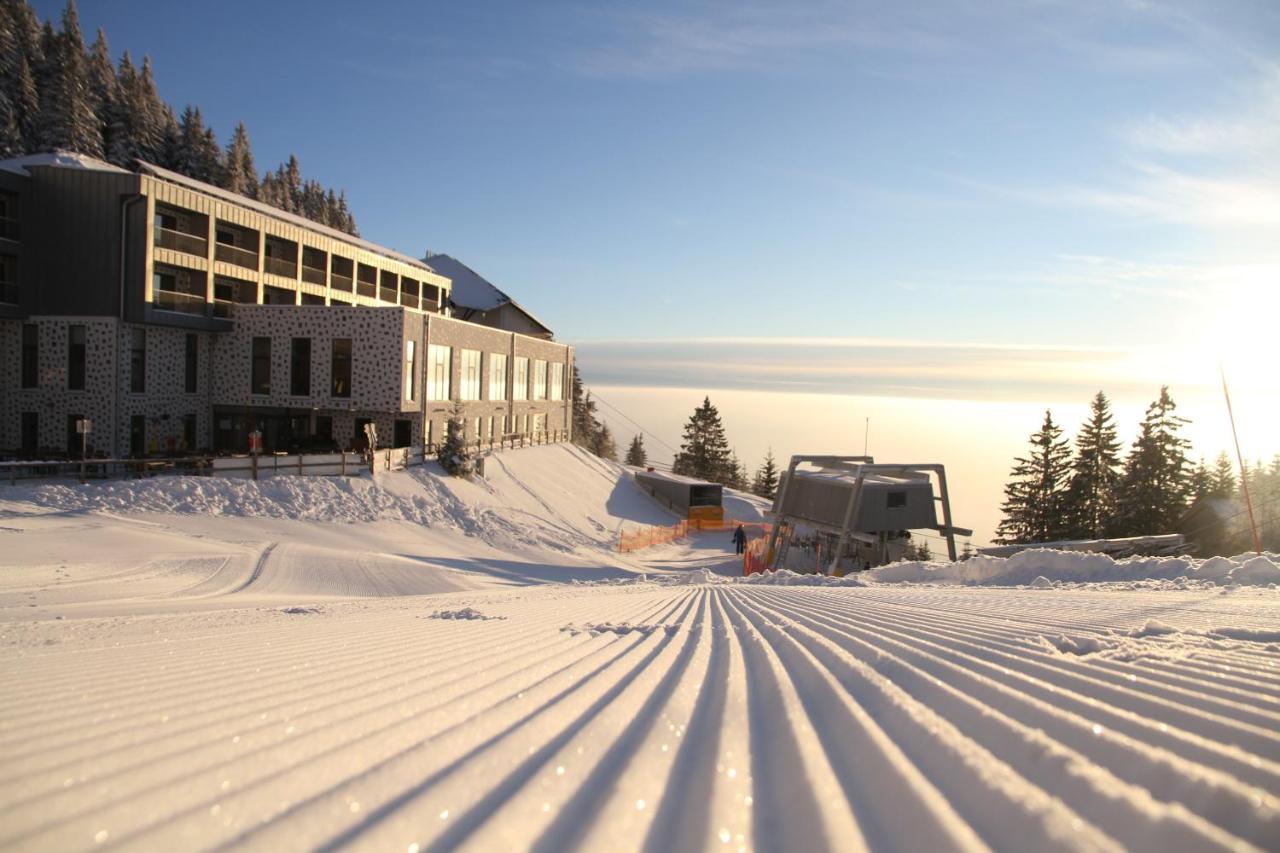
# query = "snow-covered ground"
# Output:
<box><xmin>1</xmin><ymin>444</ymin><xmax>1277</xmax><ymax>851</ymax></box>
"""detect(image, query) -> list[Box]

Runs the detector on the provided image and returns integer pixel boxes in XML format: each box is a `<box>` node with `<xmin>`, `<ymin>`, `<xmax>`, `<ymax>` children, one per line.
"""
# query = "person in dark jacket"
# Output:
<box><xmin>733</xmin><ymin>524</ymin><xmax>747</xmax><ymax>555</ymax></box>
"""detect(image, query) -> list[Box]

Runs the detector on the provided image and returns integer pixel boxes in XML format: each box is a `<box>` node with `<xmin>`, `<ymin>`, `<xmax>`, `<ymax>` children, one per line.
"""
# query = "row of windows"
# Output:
<box><xmin>423</xmin><ymin>412</ymin><xmax>549</xmax><ymax>445</ymax></box>
<box><xmin>20</xmin><ymin>325</ymin><xmax>199</xmax><ymax>394</ymax></box>
<box><xmin>424</xmin><ymin>346</ymin><xmax>564</xmax><ymax>403</ymax></box>
<box><xmin>251</xmin><ymin>337</ymin><xmax>352</xmax><ymax>399</ymax></box>
<box><xmin>17</xmin><ymin>411</ymin><xmax>198</xmax><ymax>456</ymax></box>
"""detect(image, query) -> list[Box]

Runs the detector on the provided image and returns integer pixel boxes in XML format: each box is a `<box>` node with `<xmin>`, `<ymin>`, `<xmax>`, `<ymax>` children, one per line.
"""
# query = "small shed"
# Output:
<box><xmin>635</xmin><ymin>469</ymin><xmax>724</xmax><ymax>522</ymax></box>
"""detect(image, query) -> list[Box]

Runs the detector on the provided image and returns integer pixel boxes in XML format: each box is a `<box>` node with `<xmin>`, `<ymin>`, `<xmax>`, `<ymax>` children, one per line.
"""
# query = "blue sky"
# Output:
<box><xmin>49</xmin><ymin>1</ymin><xmax>1280</xmax><ymax>403</ymax></box>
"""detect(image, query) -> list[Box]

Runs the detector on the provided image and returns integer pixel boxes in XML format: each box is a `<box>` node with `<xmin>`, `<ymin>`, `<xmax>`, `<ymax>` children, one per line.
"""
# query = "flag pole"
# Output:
<box><xmin>1221</xmin><ymin>366</ymin><xmax>1261</xmax><ymax>555</ymax></box>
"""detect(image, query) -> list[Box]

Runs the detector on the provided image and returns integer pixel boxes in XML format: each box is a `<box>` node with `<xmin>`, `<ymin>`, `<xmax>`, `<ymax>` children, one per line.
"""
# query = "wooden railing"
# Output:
<box><xmin>215</xmin><ymin>242</ymin><xmax>258</xmax><ymax>269</ymax></box>
<box><xmin>154</xmin><ymin>227</ymin><xmax>207</xmax><ymax>256</ymax></box>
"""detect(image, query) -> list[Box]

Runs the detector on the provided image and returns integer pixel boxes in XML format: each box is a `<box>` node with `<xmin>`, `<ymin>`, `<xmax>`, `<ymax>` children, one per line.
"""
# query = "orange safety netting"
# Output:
<box><xmin>618</xmin><ymin>520</ymin><xmax>690</xmax><ymax>553</ymax></box>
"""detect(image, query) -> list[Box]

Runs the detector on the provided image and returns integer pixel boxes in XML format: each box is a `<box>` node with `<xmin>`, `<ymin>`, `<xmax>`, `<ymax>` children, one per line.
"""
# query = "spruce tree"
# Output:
<box><xmin>1114</xmin><ymin>386</ymin><xmax>1192</xmax><ymax>536</ymax></box>
<box><xmin>752</xmin><ymin>448</ymin><xmax>779</xmax><ymax>500</ymax></box>
<box><xmin>85</xmin><ymin>28</ymin><xmax>113</xmax><ymax>154</ymax></box>
<box><xmin>437</xmin><ymin>402</ymin><xmax>474</xmax><ymax>477</ymax></box>
<box><xmin>995</xmin><ymin>409</ymin><xmax>1072</xmax><ymax>544</ymax></box>
<box><xmin>570</xmin><ymin>370</ymin><xmax>599</xmax><ymax>450</ymax></box>
<box><xmin>672</xmin><ymin>396</ymin><xmax>732</xmax><ymax>484</ymax></box>
<box><xmin>725</xmin><ymin>450</ymin><xmax>748</xmax><ymax>491</ymax></box>
<box><xmin>1189</xmin><ymin>458</ymin><xmax>1213</xmax><ymax>501</ymax></box>
<box><xmin>1061</xmin><ymin>391</ymin><xmax>1122</xmax><ymax>539</ymax></box>
<box><xmin>589</xmin><ymin>421</ymin><xmax>618</xmax><ymax>462</ymax></box>
<box><xmin>624</xmin><ymin>434</ymin><xmax>647</xmax><ymax>467</ymax></box>
<box><xmin>173</xmin><ymin>105</ymin><xmax>221</xmax><ymax>183</ymax></box>
<box><xmin>34</xmin><ymin>1</ymin><xmax>101</xmax><ymax>157</ymax></box>
<box><xmin>222</xmin><ymin>121</ymin><xmax>257</xmax><ymax>197</ymax></box>
<box><xmin>1211</xmin><ymin>451</ymin><xmax>1237</xmax><ymax>498</ymax></box>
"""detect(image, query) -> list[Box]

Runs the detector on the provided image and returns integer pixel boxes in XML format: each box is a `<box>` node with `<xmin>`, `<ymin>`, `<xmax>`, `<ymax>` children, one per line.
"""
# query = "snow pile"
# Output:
<box><xmin>1040</xmin><ymin>618</ymin><xmax>1280</xmax><ymax>660</ymax></box>
<box><xmin>560</xmin><ymin>622</ymin><xmax>679</xmax><ymax>637</ymax></box>
<box><xmin>740</xmin><ymin>569</ymin><xmax>867</xmax><ymax>587</ymax></box>
<box><xmin>867</xmin><ymin>548</ymin><xmax>1280</xmax><ymax>587</ymax></box>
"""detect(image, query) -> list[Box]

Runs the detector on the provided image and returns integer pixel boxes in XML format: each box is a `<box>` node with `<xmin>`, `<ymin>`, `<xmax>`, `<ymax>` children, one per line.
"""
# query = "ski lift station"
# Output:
<box><xmin>634</xmin><ymin>469</ymin><xmax>724</xmax><ymax>522</ymax></box>
<box><xmin>767</xmin><ymin>455</ymin><xmax>971</xmax><ymax>573</ymax></box>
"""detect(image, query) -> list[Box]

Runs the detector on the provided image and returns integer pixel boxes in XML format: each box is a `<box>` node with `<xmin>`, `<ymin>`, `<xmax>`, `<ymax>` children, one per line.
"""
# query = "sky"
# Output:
<box><xmin>47</xmin><ymin>0</ymin><xmax>1280</xmax><ymax>542</ymax></box>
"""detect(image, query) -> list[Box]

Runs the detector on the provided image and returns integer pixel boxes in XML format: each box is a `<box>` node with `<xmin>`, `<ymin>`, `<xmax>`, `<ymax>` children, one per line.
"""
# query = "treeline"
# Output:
<box><xmin>0</xmin><ymin>0</ymin><xmax>358</xmax><ymax>233</ymax></box>
<box><xmin>571</xmin><ymin>387</ymin><xmax>781</xmax><ymax>500</ymax></box>
<box><xmin>997</xmin><ymin>386</ymin><xmax>1279</xmax><ymax>554</ymax></box>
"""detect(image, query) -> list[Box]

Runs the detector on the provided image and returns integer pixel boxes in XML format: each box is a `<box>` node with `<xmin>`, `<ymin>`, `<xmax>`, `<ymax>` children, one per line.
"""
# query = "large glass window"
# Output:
<box><xmin>533</xmin><ymin>359</ymin><xmax>547</xmax><ymax>401</ymax></box>
<box><xmin>68</xmin><ymin>325</ymin><xmax>86</xmax><ymax>390</ymax></box>
<box><xmin>426</xmin><ymin>344</ymin><xmax>451</xmax><ymax>401</ymax></box>
<box><xmin>404</xmin><ymin>340</ymin><xmax>417</xmax><ymax>401</ymax></box>
<box><xmin>331</xmin><ymin>338</ymin><xmax>352</xmax><ymax>398</ymax></box>
<box><xmin>21</xmin><ymin>324</ymin><xmax>37</xmax><ymax>388</ymax></box>
<box><xmin>184</xmin><ymin>333</ymin><xmax>198</xmax><ymax>393</ymax></box>
<box><xmin>130</xmin><ymin>328</ymin><xmax>146</xmax><ymax>393</ymax></box>
<box><xmin>489</xmin><ymin>353</ymin><xmax>508</xmax><ymax>401</ymax></box>
<box><xmin>290</xmin><ymin>337</ymin><xmax>311</xmax><ymax>396</ymax></box>
<box><xmin>550</xmin><ymin>363</ymin><xmax>564</xmax><ymax>401</ymax></box>
<box><xmin>460</xmin><ymin>349</ymin><xmax>481</xmax><ymax>401</ymax></box>
<box><xmin>513</xmin><ymin>357</ymin><xmax>528</xmax><ymax>401</ymax></box>
<box><xmin>251</xmin><ymin>337</ymin><xmax>271</xmax><ymax>395</ymax></box>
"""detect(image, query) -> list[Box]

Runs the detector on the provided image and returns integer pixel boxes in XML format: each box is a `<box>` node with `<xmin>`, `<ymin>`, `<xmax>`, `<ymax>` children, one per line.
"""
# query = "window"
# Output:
<box><xmin>301</xmin><ymin>292</ymin><xmax>325</xmax><ymax>305</ymax></box>
<box><xmin>182</xmin><ymin>414</ymin><xmax>197</xmax><ymax>450</ymax></box>
<box><xmin>331</xmin><ymin>338</ymin><xmax>352</xmax><ymax>398</ymax></box>
<box><xmin>513</xmin><ymin>357</ymin><xmax>528</xmax><ymax>401</ymax></box>
<box><xmin>315</xmin><ymin>416</ymin><xmax>333</xmax><ymax>442</ymax></box>
<box><xmin>426</xmin><ymin>344</ymin><xmax>451</xmax><ymax>401</ymax></box>
<box><xmin>20</xmin><ymin>412</ymin><xmax>37</xmax><ymax>454</ymax></box>
<box><xmin>460</xmin><ymin>349</ymin><xmax>481</xmax><ymax>400</ymax></box>
<box><xmin>404</xmin><ymin>340</ymin><xmax>417</xmax><ymax>401</ymax></box>
<box><xmin>251</xmin><ymin>337</ymin><xmax>271</xmax><ymax>395</ymax></box>
<box><xmin>550</xmin><ymin>363</ymin><xmax>564</xmax><ymax>401</ymax></box>
<box><xmin>533</xmin><ymin>359</ymin><xmax>547</xmax><ymax>401</ymax></box>
<box><xmin>155</xmin><ymin>211</ymin><xmax>177</xmax><ymax>231</ymax></box>
<box><xmin>394</xmin><ymin>419</ymin><xmax>412</xmax><ymax>448</ymax></box>
<box><xmin>489</xmin><ymin>353</ymin><xmax>508</xmax><ymax>401</ymax></box>
<box><xmin>129</xmin><ymin>415</ymin><xmax>144</xmax><ymax>456</ymax></box>
<box><xmin>68</xmin><ymin>325</ymin><xmax>86</xmax><ymax>390</ymax></box>
<box><xmin>21</xmin><ymin>324</ymin><xmax>37</xmax><ymax>388</ymax></box>
<box><xmin>290</xmin><ymin>337</ymin><xmax>311</xmax><ymax>396</ymax></box>
<box><xmin>264</xmin><ymin>285</ymin><xmax>295</xmax><ymax>305</ymax></box>
<box><xmin>887</xmin><ymin>491</ymin><xmax>907</xmax><ymax>509</ymax></box>
<box><xmin>68</xmin><ymin>414</ymin><xmax>85</xmax><ymax>456</ymax></box>
<box><xmin>184</xmin><ymin>334</ymin><xmax>198</xmax><ymax>393</ymax></box>
<box><xmin>0</xmin><ymin>253</ymin><xmax>18</xmax><ymax>304</ymax></box>
<box><xmin>130</xmin><ymin>328</ymin><xmax>146</xmax><ymax>393</ymax></box>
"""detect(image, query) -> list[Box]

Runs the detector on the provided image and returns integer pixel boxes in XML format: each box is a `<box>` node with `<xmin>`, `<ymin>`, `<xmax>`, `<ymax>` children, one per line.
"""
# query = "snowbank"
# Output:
<box><xmin>865</xmin><ymin>548</ymin><xmax>1280</xmax><ymax>587</ymax></box>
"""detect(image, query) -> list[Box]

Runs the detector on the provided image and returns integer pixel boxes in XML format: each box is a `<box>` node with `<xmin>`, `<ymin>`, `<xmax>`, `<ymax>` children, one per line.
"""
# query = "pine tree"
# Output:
<box><xmin>85</xmin><ymin>27</ymin><xmax>114</xmax><ymax>154</ymax></box>
<box><xmin>135</xmin><ymin>55</ymin><xmax>171</xmax><ymax>164</ymax></box>
<box><xmin>995</xmin><ymin>409</ymin><xmax>1073</xmax><ymax>544</ymax></box>
<box><xmin>725</xmin><ymin>450</ymin><xmax>748</xmax><ymax>491</ymax></box>
<box><xmin>751</xmin><ymin>448</ymin><xmax>780</xmax><ymax>500</ymax></box>
<box><xmin>589</xmin><ymin>421</ymin><xmax>617</xmax><ymax>461</ymax></box>
<box><xmin>1189</xmin><ymin>458</ymin><xmax>1213</xmax><ymax>501</ymax></box>
<box><xmin>672</xmin><ymin>396</ymin><xmax>733</xmax><ymax>484</ymax></box>
<box><xmin>1211</xmin><ymin>451</ymin><xmax>1237</xmax><ymax>498</ymax></box>
<box><xmin>437</xmin><ymin>402</ymin><xmax>474</xmax><ymax>477</ymax></box>
<box><xmin>1114</xmin><ymin>386</ymin><xmax>1192</xmax><ymax>536</ymax></box>
<box><xmin>570</xmin><ymin>370</ymin><xmax>599</xmax><ymax>450</ymax></box>
<box><xmin>222</xmin><ymin>121</ymin><xmax>257</xmax><ymax>197</ymax></box>
<box><xmin>34</xmin><ymin>1</ymin><xmax>101</xmax><ymax>156</ymax></box>
<box><xmin>1061</xmin><ymin>391</ymin><xmax>1122</xmax><ymax>539</ymax></box>
<box><xmin>624</xmin><ymin>434</ymin><xmax>647</xmax><ymax>467</ymax></box>
<box><xmin>172</xmin><ymin>105</ymin><xmax>221</xmax><ymax>183</ymax></box>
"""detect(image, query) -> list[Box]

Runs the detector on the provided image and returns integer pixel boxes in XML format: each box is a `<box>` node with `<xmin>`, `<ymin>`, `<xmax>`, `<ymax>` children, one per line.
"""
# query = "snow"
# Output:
<box><xmin>1</xmin><ymin>443</ymin><xmax>1277</xmax><ymax>851</ymax></box>
<box><xmin>0</xmin><ymin>150</ymin><xmax>130</xmax><ymax>176</ymax></box>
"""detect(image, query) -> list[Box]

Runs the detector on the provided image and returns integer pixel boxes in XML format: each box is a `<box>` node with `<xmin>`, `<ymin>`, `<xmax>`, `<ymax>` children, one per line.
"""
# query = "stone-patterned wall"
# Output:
<box><xmin>0</xmin><ymin>321</ymin><xmax>20</xmax><ymax>450</ymax></box>
<box><xmin>1</xmin><ymin>317</ymin><xmax>118</xmax><ymax>455</ymax></box>
<box><xmin>210</xmin><ymin>306</ymin><xmax>404</xmax><ymax>412</ymax></box>
<box><xmin>117</xmin><ymin>324</ymin><xmax>213</xmax><ymax>453</ymax></box>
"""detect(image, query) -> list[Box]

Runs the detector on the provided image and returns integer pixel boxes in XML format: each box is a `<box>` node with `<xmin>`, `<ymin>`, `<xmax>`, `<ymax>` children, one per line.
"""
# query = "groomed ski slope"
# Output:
<box><xmin>0</xmin><ymin>444</ymin><xmax>1278</xmax><ymax>852</ymax></box>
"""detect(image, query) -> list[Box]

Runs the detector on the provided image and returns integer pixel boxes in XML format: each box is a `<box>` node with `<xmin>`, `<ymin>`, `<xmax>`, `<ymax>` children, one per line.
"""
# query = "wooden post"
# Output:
<box><xmin>251</xmin><ymin>453</ymin><xmax>258</xmax><ymax>481</ymax></box>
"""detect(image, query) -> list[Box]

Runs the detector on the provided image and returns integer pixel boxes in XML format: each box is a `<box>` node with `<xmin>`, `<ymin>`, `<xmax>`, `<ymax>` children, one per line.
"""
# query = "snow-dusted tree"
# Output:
<box><xmin>85</xmin><ymin>27</ymin><xmax>114</xmax><ymax>153</ymax></box>
<box><xmin>571</xmin><ymin>370</ymin><xmax>599</xmax><ymax>450</ymax></box>
<box><xmin>1114</xmin><ymin>386</ymin><xmax>1191</xmax><ymax>536</ymax></box>
<box><xmin>724</xmin><ymin>450</ymin><xmax>749</xmax><ymax>491</ymax></box>
<box><xmin>1188</xmin><ymin>458</ymin><xmax>1213</xmax><ymax>501</ymax></box>
<box><xmin>222</xmin><ymin>121</ymin><xmax>257</xmax><ymax>197</ymax></box>
<box><xmin>34</xmin><ymin>1</ymin><xmax>101</xmax><ymax>157</ymax></box>
<box><xmin>672</xmin><ymin>396</ymin><xmax>732</xmax><ymax>484</ymax></box>
<box><xmin>752</xmin><ymin>448</ymin><xmax>779</xmax><ymax>500</ymax></box>
<box><xmin>624</xmin><ymin>434</ymin><xmax>646</xmax><ymax>467</ymax></box>
<box><xmin>136</xmin><ymin>56</ymin><xmax>174</xmax><ymax>165</ymax></box>
<box><xmin>0</xmin><ymin>3</ymin><xmax>39</xmax><ymax>156</ymax></box>
<box><xmin>172</xmin><ymin>105</ymin><xmax>221</xmax><ymax>183</ymax></box>
<box><xmin>995</xmin><ymin>409</ymin><xmax>1073</xmax><ymax>544</ymax></box>
<box><xmin>437</xmin><ymin>403</ymin><xmax>474</xmax><ymax>478</ymax></box>
<box><xmin>1060</xmin><ymin>391</ymin><xmax>1123</xmax><ymax>539</ymax></box>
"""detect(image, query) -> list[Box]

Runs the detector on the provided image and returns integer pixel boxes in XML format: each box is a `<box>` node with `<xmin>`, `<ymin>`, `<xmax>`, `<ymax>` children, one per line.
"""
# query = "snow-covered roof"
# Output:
<box><xmin>422</xmin><ymin>252</ymin><xmax>553</xmax><ymax>335</ymax></box>
<box><xmin>135</xmin><ymin>161</ymin><xmax>440</xmax><ymax>276</ymax></box>
<box><xmin>636</xmin><ymin>469</ymin><xmax>722</xmax><ymax>488</ymax></box>
<box><xmin>0</xmin><ymin>150</ymin><xmax>131</xmax><ymax>176</ymax></box>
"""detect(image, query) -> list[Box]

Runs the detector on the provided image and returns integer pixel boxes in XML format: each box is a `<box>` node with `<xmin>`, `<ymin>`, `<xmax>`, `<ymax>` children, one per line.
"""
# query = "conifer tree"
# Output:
<box><xmin>85</xmin><ymin>27</ymin><xmax>113</xmax><ymax>152</ymax></box>
<box><xmin>725</xmin><ymin>450</ymin><xmax>748</xmax><ymax>491</ymax></box>
<box><xmin>222</xmin><ymin>121</ymin><xmax>257</xmax><ymax>197</ymax></box>
<box><xmin>752</xmin><ymin>448</ymin><xmax>779</xmax><ymax>500</ymax></box>
<box><xmin>34</xmin><ymin>1</ymin><xmax>100</xmax><ymax>157</ymax></box>
<box><xmin>173</xmin><ymin>105</ymin><xmax>221</xmax><ymax>183</ymax></box>
<box><xmin>1211</xmin><ymin>451</ymin><xmax>1237</xmax><ymax>498</ymax></box>
<box><xmin>1189</xmin><ymin>458</ymin><xmax>1213</xmax><ymax>501</ymax></box>
<box><xmin>590</xmin><ymin>421</ymin><xmax>618</xmax><ymax>462</ymax></box>
<box><xmin>995</xmin><ymin>409</ymin><xmax>1072</xmax><ymax>544</ymax></box>
<box><xmin>1061</xmin><ymin>391</ymin><xmax>1123</xmax><ymax>539</ymax></box>
<box><xmin>1114</xmin><ymin>386</ymin><xmax>1192</xmax><ymax>536</ymax></box>
<box><xmin>570</xmin><ymin>370</ymin><xmax>599</xmax><ymax>450</ymax></box>
<box><xmin>672</xmin><ymin>396</ymin><xmax>732</xmax><ymax>484</ymax></box>
<box><xmin>624</xmin><ymin>434</ymin><xmax>647</xmax><ymax>467</ymax></box>
<box><xmin>437</xmin><ymin>402</ymin><xmax>474</xmax><ymax>477</ymax></box>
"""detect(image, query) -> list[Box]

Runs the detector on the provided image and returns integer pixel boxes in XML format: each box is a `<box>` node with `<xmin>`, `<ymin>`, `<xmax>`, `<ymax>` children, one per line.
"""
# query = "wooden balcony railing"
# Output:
<box><xmin>264</xmin><ymin>255</ymin><xmax>297</xmax><ymax>278</ymax></box>
<box><xmin>215</xmin><ymin>242</ymin><xmax>258</xmax><ymax>270</ymax></box>
<box><xmin>331</xmin><ymin>272</ymin><xmax>353</xmax><ymax>292</ymax></box>
<box><xmin>155</xmin><ymin>227</ymin><xmax>208</xmax><ymax>257</ymax></box>
<box><xmin>152</xmin><ymin>289</ymin><xmax>208</xmax><ymax>316</ymax></box>
<box><xmin>301</xmin><ymin>264</ymin><xmax>326</xmax><ymax>285</ymax></box>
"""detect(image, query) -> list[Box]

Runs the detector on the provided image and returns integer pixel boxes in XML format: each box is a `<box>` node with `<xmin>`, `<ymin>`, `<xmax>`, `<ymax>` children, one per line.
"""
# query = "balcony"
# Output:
<box><xmin>264</xmin><ymin>255</ymin><xmax>297</xmax><ymax>278</ymax></box>
<box><xmin>331</xmin><ymin>256</ymin><xmax>354</xmax><ymax>292</ymax></box>
<box><xmin>331</xmin><ymin>272</ymin><xmax>353</xmax><ymax>292</ymax></box>
<box><xmin>356</xmin><ymin>263</ymin><xmax>377</xmax><ymax>298</ymax></box>
<box><xmin>215</xmin><ymin>241</ymin><xmax>258</xmax><ymax>270</ymax></box>
<box><xmin>0</xmin><ymin>217</ymin><xmax>20</xmax><ymax>241</ymax></box>
<box><xmin>154</xmin><ymin>226</ymin><xmax>207</xmax><ymax>257</ymax></box>
<box><xmin>0</xmin><ymin>279</ymin><xmax>17</xmax><ymax>305</ymax></box>
<box><xmin>212</xmin><ymin>300</ymin><xmax>232</xmax><ymax>318</ymax></box>
<box><xmin>153</xmin><ymin>289</ymin><xmax>208</xmax><ymax>316</ymax></box>
<box><xmin>301</xmin><ymin>264</ymin><xmax>326</xmax><ymax>285</ymax></box>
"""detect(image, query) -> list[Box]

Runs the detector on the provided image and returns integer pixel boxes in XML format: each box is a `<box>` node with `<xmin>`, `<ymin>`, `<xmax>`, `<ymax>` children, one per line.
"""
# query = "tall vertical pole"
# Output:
<box><xmin>765</xmin><ymin>456</ymin><xmax>800</xmax><ymax>569</ymax></box>
<box><xmin>1222</xmin><ymin>368</ymin><xmax>1261</xmax><ymax>555</ymax></box>
<box><xmin>935</xmin><ymin>465</ymin><xmax>958</xmax><ymax>562</ymax></box>
<box><xmin>863</xmin><ymin>417</ymin><xmax>870</xmax><ymax>457</ymax></box>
